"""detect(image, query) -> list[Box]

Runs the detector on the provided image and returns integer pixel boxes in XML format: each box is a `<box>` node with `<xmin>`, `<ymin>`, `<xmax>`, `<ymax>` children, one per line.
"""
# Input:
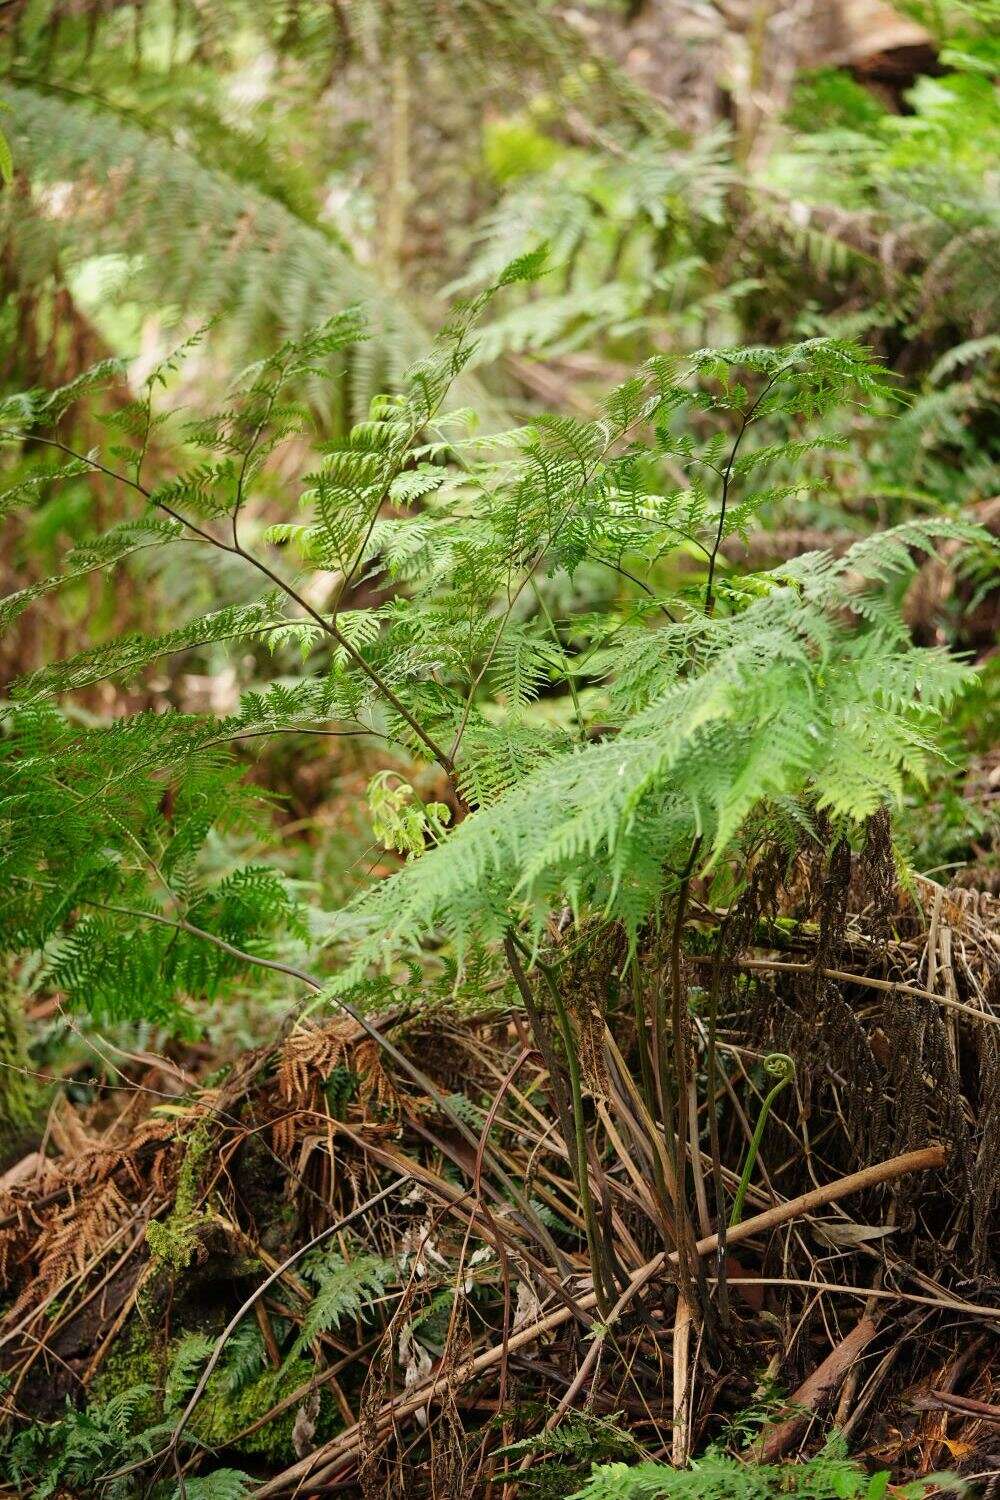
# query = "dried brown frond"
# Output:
<box><xmin>277</xmin><ymin>1020</ymin><xmax>397</xmax><ymax>1118</ymax></box>
<box><xmin>860</xmin><ymin>806</ymin><xmax>897</xmax><ymax>946</ymax></box>
<box><xmin>46</xmin><ymin>1095</ymin><xmax>100</xmax><ymax>1160</ymax></box>
<box><xmin>5</xmin><ymin>1179</ymin><xmax>133</xmax><ymax>1322</ymax></box>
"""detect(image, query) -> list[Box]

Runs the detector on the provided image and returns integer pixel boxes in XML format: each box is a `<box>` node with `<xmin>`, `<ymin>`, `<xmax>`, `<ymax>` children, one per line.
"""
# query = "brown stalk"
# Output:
<box><xmin>755</xmin><ymin>1315</ymin><xmax>879</xmax><ymax>1462</ymax></box>
<box><xmin>668</xmin><ymin>839</ymin><xmax>710</xmax><ymax>1320</ymax></box>
<box><xmin>256</xmin><ymin>1145</ymin><xmax>946</xmax><ymax>1496</ymax></box>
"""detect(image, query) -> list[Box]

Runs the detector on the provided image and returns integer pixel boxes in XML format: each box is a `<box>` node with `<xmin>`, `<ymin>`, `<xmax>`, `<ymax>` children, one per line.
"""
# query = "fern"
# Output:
<box><xmin>165</xmin><ymin>1333</ymin><xmax>215</xmax><ymax>1410</ymax></box>
<box><xmin>0</xmin><ymin>278</ymin><xmax>988</xmax><ymax>1037</ymax></box>
<box><xmin>457</xmin><ymin>129</ymin><xmax>733</xmax><ymax>365</ymax></box>
<box><xmin>168</xmin><ymin>1470</ymin><xmax>251</xmax><ymax>1500</ymax></box>
<box><xmin>571</xmin><ymin>1437</ymin><xmax>959</xmax><ymax>1499</ymax></box>
<box><xmin>0</xmin><ymin>83</ymin><xmax>497</xmax><ymax>427</ymax></box>
<box><xmin>4</xmin><ymin>1387</ymin><xmax>157</xmax><ymax>1498</ymax></box>
<box><xmin>497</xmin><ymin>1410</ymin><xmax>643</xmax><ymax>1492</ymax></box>
<box><xmin>779</xmin><ymin>48</ymin><xmax>1000</xmax><ymax>350</ymax></box>
<box><xmin>326</xmin><ymin>520</ymin><xmax>980</xmax><ymax>986</ymax></box>
<box><xmin>288</xmin><ymin>1249</ymin><xmax>394</xmax><ymax>1361</ymax></box>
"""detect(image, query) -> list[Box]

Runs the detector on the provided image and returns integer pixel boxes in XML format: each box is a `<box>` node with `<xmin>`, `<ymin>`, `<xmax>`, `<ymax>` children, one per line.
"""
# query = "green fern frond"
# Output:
<box><xmin>10</xmin><ymin>596</ymin><xmax>283</xmax><ymax>702</ymax></box>
<box><xmin>1</xmin><ymin>305</ymin><xmax>987</xmax><ymax>1033</ymax></box>
<box><xmin>0</xmin><ymin>84</ymin><xmax>498</xmax><ymax>425</ymax></box>
<box><xmin>326</xmin><ymin>529</ymin><xmax>980</xmax><ymax>983</ymax></box>
<box><xmin>0</xmin><ymin>519</ymin><xmax>183</xmax><ymax>633</ymax></box>
<box><xmin>288</xmin><ymin>1250</ymin><xmax>394</xmax><ymax>1362</ymax></box>
<box><xmin>165</xmin><ymin>1333</ymin><xmax>215</xmax><ymax>1411</ymax></box>
<box><xmin>571</xmin><ymin>1439</ymin><xmax>956</xmax><ymax>1499</ymax></box>
<box><xmin>168</xmin><ymin>1471</ymin><xmax>251</xmax><ymax>1500</ymax></box>
<box><xmin>216</xmin><ymin>1322</ymin><xmax>270</xmax><ymax>1397</ymax></box>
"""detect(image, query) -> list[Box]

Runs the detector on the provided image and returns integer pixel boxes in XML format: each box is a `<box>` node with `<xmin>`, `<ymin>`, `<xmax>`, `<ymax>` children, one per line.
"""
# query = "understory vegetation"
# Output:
<box><xmin>0</xmin><ymin>2</ymin><xmax>997</xmax><ymax>1496</ymax></box>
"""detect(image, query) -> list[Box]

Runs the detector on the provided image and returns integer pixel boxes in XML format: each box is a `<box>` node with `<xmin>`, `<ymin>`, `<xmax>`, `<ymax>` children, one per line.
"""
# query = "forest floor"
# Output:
<box><xmin>2</xmin><ymin>868</ymin><xmax>998</xmax><ymax>1498</ymax></box>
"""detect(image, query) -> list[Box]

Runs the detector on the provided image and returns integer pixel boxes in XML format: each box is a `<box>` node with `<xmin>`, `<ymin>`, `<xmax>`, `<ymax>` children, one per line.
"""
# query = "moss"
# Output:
<box><xmin>190</xmin><ymin>1357</ymin><xmax>337</xmax><ymax>1461</ymax></box>
<box><xmin>90</xmin><ymin>1320</ymin><xmax>164</xmax><ymax>1428</ymax></box>
<box><xmin>146</xmin><ymin>1122</ymin><xmax>212</xmax><ymax>1271</ymax></box>
<box><xmin>91</xmin><ymin>1318</ymin><xmax>338</xmax><ymax>1465</ymax></box>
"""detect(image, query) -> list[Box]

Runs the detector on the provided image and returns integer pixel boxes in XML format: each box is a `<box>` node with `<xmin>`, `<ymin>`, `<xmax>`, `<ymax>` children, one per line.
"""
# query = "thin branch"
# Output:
<box><xmin>687</xmin><ymin>954</ymin><xmax>1000</xmax><ymax>1026</ymax></box>
<box><xmin>6</xmin><ymin>431</ymin><xmax>224</xmax><ymax>548</ymax></box>
<box><xmin>5</xmin><ymin>429</ymin><xmax>457</xmax><ymax>776</ymax></box>
<box><xmin>586</xmin><ymin>553</ymin><xmax>678</xmax><ymax>620</ymax></box>
<box><xmin>257</xmin><ymin>1145</ymin><xmax>946</xmax><ymax>1495</ymax></box>
<box><xmin>84</xmin><ymin>899</ymin><xmax>325</xmax><ymax>991</ymax></box>
<box><xmin>704</xmin><ymin>365</ymin><xmax>785</xmax><ymax>614</ymax></box>
<box><xmin>230</xmin><ymin>539</ymin><xmax>457</xmax><ymax>774</ymax></box>
<box><xmin>199</xmin><ymin>724</ymin><xmax>388</xmax><ymax>750</ymax></box>
<box><xmin>705</xmin><ymin>1277</ymin><xmax>1000</xmax><ymax>1321</ymax></box>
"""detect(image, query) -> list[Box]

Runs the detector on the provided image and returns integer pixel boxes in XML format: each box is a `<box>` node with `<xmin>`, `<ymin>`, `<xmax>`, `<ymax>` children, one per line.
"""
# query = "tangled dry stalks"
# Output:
<box><xmin>0</xmin><ymin>871</ymin><xmax>997</xmax><ymax>1497</ymax></box>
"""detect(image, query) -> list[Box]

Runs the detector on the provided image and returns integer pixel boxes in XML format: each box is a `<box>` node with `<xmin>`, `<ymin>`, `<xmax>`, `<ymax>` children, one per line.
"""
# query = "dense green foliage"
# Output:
<box><xmin>0</xmin><ymin>274</ymin><xmax>986</xmax><ymax>1024</ymax></box>
<box><xmin>572</xmin><ymin>1440</ymin><xmax>956</xmax><ymax>1499</ymax></box>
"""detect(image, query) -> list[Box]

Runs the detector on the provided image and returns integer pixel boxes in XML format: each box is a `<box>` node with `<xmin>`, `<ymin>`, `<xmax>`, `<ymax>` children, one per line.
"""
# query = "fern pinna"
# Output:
<box><xmin>571</xmin><ymin>1438</ymin><xmax>954</xmax><ymax>1499</ymax></box>
<box><xmin>0</xmin><ymin>261</ymin><xmax>989</xmax><ymax>1305</ymax></box>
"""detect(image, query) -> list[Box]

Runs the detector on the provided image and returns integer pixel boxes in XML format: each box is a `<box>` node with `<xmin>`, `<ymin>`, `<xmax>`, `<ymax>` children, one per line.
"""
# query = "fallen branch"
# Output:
<box><xmin>755</xmin><ymin>1315</ymin><xmax>879</xmax><ymax>1462</ymax></box>
<box><xmin>255</xmin><ymin>1144</ymin><xmax>945</xmax><ymax>1495</ymax></box>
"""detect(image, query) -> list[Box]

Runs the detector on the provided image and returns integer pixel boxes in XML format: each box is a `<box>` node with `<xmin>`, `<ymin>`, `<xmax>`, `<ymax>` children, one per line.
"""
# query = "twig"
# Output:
<box><xmin>705</xmin><ymin>1278</ymin><xmax>1000</xmax><ymax>1321</ymax></box>
<box><xmin>688</xmin><ymin>954</ymin><xmax>1000</xmax><ymax>1026</ymax></box>
<box><xmin>256</xmin><ymin>1145</ymin><xmax>945</xmax><ymax>1495</ymax></box>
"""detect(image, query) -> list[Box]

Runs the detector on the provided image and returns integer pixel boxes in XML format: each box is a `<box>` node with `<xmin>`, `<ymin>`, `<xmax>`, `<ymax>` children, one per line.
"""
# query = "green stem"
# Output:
<box><xmin>729</xmin><ymin>1054</ymin><xmax>795</xmax><ymax>1228</ymax></box>
<box><xmin>669</xmin><ymin>839</ymin><xmax>704</xmax><ymax>1308</ymax></box>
